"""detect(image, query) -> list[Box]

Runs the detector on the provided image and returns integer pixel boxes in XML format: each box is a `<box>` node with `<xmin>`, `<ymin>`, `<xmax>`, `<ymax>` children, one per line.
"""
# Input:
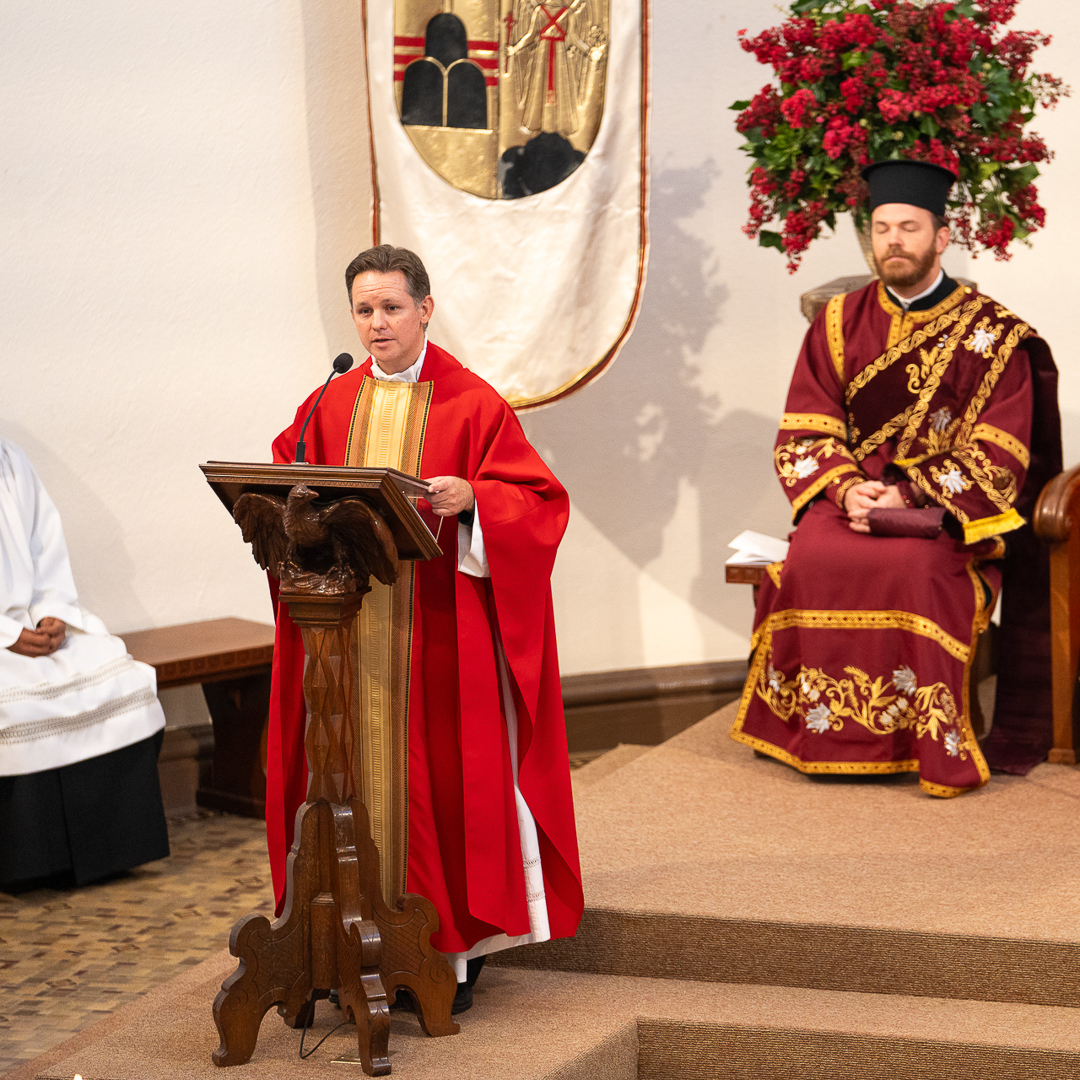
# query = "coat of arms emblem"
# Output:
<box><xmin>394</xmin><ymin>1</ymin><xmax>610</xmax><ymax>199</ymax></box>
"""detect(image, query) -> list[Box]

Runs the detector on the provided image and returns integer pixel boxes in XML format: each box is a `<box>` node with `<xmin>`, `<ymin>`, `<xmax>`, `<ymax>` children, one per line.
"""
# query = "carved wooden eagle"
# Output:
<box><xmin>233</xmin><ymin>483</ymin><xmax>400</xmax><ymax>592</ymax></box>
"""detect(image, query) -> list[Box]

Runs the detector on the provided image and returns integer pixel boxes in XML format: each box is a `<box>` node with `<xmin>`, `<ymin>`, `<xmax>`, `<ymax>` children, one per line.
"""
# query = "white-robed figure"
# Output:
<box><xmin>0</xmin><ymin>439</ymin><xmax>169</xmax><ymax>890</ymax></box>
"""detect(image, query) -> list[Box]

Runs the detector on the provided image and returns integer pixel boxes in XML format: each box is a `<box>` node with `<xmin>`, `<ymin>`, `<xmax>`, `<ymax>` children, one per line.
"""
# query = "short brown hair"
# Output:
<box><xmin>932</xmin><ymin>213</ymin><xmax>949</xmax><ymax>233</ymax></box>
<box><xmin>345</xmin><ymin>245</ymin><xmax>431</xmax><ymax>306</ymax></box>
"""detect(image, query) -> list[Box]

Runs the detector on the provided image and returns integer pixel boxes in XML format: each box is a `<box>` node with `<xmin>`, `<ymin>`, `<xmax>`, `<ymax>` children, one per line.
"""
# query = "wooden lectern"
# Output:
<box><xmin>201</xmin><ymin>462</ymin><xmax>459</xmax><ymax>1075</ymax></box>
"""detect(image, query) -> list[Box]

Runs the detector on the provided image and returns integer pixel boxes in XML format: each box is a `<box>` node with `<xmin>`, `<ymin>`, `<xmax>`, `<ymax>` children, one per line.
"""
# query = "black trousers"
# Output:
<box><xmin>0</xmin><ymin>729</ymin><xmax>170</xmax><ymax>890</ymax></box>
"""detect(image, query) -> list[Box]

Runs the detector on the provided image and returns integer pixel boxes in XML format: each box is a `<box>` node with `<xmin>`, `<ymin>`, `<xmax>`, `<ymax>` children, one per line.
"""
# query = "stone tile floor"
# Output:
<box><xmin>0</xmin><ymin>810</ymin><xmax>272</xmax><ymax>1077</ymax></box>
<box><xmin>0</xmin><ymin>759</ymin><xmax>598</xmax><ymax>1077</ymax></box>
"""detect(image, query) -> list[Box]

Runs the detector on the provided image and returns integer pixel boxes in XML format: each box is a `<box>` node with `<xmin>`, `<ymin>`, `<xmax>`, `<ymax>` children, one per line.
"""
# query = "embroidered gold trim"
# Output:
<box><xmin>962</xmin><ymin>508</ymin><xmax>1025</xmax><ymax>544</ymax></box>
<box><xmin>894</xmin><ymin>453</ymin><xmax>934</xmax><ymax>468</ymax></box>
<box><xmin>344</xmin><ymin>375</ymin><xmax>433</xmax><ymax>907</ymax></box>
<box><xmin>920</xmin><ymin>778</ymin><xmax>980</xmax><ymax>797</ymax></box>
<box><xmin>834</xmin><ymin>475</ymin><xmax>864</xmax><ymax>508</ymax></box>
<box><xmin>348</xmin><ymin>377</ymin><xmax>433</xmax><ymax>473</ymax></box>
<box><xmin>906</xmin><ymin>462</ymin><xmax>965</xmax><ymax>523</ymax></box>
<box><xmin>845</xmin><ymin>295</ymin><xmax>983</xmax><ymax>406</ymax></box>
<box><xmin>918</xmin><ymin>284</ymin><xmax>971</xmax><ymax>322</ymax></box>
<box><xmin>877</xmin><ymin>280</ymin><xmax>903</xmax><ymax>319</ymax></box>
<box><xmin>876</xmin><ymin>281</ymin><xmax>969</xmax><ymax>325</ymax></box>
<box><xmin>971</xmin><ymin>423</ymin><xmax>1030</xmax><ymax>468</ymax></box>
<box><xmin>894</xmin><ymin>314</ymin><xmax>980</xmax><ymax>460</ymax></box>
<box><xmin>780</xmin><ymin>412</ymin><xmax>847</xmax><ymax>438</ymax></box>
<box><xmin>957</xmin><ymin>321</ymin><xmax>1029</xmax><ymax>439</ymax></box>
<box><xmin>949</xmin><ymin>443</ymin><xmax>1017</xmax><ymax>513</ymax></box>
<box><xmin>766</xmin><ymin>562</ymin><xmax>783</xmax><ymax>589</ymax></box>
<box><xmin>790</xmin><ymin>462</ymin><xmax>862</xmax><ymax>517</ymax></box>
<box><xmin>730</xmin><ymin>552</ymin><xmax>992</xmax><ymax>794</ymax></box>
<box><xmin>763</xmin><ymin>608</ymin><xmax>970</xmax><ymax>661</ymax></box>
<box><xmin>825</xmin><ymin>293</ymin><xmax>846</xmax><ymax>387</ymax></box>
<box><xmin>852</xmin><ymin>405</ymin><xmax>915</xmax><ymax>462</ymax></box>
<box><xmin>960</xmin><ymin>561</ymin><xmax>992</xmax><ymax>787</ymax></box>
<box><xmin>731</xmin><ymin>730</ymin><xmax>920</xmax><ymax>777</ymax></box>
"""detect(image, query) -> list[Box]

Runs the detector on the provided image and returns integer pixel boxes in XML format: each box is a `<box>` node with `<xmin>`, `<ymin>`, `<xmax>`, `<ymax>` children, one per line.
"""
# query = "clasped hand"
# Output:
<box><xmin>843</xmin><ymin>480</ymin><xmax>905</xmax><ymax>534</ymax></box>
<box><xmin>9</xmin><ymin>616</ymin><xmax>67</xmax><ymax>657</ymax></box>
<box><xmin>423</xmin><ymin>476</ymin><xmax>475</xmax><ymax>517</ymax></box>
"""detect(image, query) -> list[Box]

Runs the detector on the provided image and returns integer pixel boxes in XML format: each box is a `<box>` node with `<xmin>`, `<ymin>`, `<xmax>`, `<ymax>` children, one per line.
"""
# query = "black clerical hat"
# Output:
<box><xmin>862</xmin><ymin>160</ymin><xmax>956</xmax><ymax>216</ymax></box>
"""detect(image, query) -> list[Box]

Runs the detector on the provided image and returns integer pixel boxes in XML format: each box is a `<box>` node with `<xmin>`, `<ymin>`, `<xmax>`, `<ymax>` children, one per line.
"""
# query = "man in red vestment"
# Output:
<box><xmin>731</xmin><ymin>160</ymin><xmax>1060</xmax><ymax>795</ymax></box>
<box><xmin>266</xmin><ymin>245</ymin><xmax>583</xmax><ymax>1012</ymax></box>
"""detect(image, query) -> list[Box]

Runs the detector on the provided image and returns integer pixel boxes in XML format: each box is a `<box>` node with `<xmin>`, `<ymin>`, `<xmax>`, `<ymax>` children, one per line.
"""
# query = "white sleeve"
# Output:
<box><xmin>17</xmin><ymin>447</ymin><xmax>83</xmax><ymax>629</ymax></box>
<box><xmin>457</xmin><ymin>506</ymin><xmax>490</xmax><ymax>579</ymax></box>
<box><xmin>0</xmin><ymin>612</ymin><xmax>25</xmax><ymax>649</ymax></box>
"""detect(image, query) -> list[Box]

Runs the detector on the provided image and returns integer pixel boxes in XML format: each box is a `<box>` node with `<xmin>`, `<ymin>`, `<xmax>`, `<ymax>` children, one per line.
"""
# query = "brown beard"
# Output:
<box><xmin>875</xmin><ymin>241</ymin><xmax>938</xmax><ymax>290</ymax></box>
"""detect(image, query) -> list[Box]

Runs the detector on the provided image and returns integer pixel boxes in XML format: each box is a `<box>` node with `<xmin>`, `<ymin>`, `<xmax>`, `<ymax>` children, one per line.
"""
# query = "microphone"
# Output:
<box><xmin>295</xmin><ymin>353</ymin><xmax>354</xmax><ymax>464</ymax></box>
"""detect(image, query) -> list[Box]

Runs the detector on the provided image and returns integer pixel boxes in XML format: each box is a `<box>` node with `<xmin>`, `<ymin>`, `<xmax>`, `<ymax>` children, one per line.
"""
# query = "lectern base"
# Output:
<box><xmin>212</xmin><ymin>797</ymin><xmax>458</xmax><ymax>1075</ymax></box>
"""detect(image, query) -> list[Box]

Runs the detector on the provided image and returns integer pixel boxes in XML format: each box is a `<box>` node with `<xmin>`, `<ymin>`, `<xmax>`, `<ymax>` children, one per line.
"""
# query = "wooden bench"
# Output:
<box><xmin>124</xmin><ymin>617</ymin><xmax>275</xmax><ymax>818</ymax></box>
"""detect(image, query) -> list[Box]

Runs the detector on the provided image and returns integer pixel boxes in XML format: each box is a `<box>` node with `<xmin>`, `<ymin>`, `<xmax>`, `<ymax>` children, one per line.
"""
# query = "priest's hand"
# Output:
<box><xmin>844</xmin><ymin>481</ymin><xmax>905</xmax><ymax>534</ymax></box>
<box><xmin>9</xmin><ymin>617</ymin><xmax>67</xmax><ymax>657</ymax></box>
<box><xmin>424</xmin><ymin>476</ymin><xmax>475</xmax><ymax>517</ymax></box>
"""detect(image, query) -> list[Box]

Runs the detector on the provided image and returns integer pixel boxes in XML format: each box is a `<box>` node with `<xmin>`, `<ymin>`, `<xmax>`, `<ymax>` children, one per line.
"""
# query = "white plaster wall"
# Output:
<box><xmin>0</xmin><ymin>1</ymin><xmax>373</xmax><ymax>634</ymax></box>
<box><xmin>528</xmin><ymin>0</ymin><xmax>1074</xmax><ymax>674</ymax></box>
<box><xmin>2</xmin><ymin>1</ymin><xmax>1075</xmax><ymax>679</ymax></box>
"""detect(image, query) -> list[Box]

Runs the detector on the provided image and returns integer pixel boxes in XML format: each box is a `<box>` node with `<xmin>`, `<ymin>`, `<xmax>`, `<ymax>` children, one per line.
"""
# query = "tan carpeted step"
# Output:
<box><xmin>493</xmin><ymin>906</ymin><xmax>1080</xmax><ymax>1009</ymax></box>
<box><xmin>513</xmin><ymin>700</ymin><xmax>1080</xmax><ymax>1011</ymax></box>
<box><xmin>572</xmin><ymin>743</ymin><xmax>653</xmax><ymax>787</ymax></box>
<box><xmin>14</xmin><ymin>950</ymin><xmax>1080</xmax><ymax>1080</ymax></box>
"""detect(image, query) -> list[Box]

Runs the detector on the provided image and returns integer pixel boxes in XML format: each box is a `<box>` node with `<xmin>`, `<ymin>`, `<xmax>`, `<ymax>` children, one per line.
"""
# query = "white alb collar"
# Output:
<box><xmin>370</xmin><ymin>338</ymin><xmax>428</xmax><ymax>383</ymax></box>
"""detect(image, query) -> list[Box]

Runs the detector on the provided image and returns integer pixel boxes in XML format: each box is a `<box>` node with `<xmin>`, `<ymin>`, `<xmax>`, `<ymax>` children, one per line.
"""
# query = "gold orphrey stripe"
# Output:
<box><xmin>345</xmin><ymin>376</ymin><xmax>433</xmax><ymax>907</ymax></box>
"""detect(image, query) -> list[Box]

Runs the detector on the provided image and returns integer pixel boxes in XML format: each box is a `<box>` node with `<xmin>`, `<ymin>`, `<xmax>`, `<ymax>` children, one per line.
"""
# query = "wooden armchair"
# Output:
<box><xmin>1034</xmin><ymin>464</ymin><xmax>1080</xmax><ymax>765</ymax></box>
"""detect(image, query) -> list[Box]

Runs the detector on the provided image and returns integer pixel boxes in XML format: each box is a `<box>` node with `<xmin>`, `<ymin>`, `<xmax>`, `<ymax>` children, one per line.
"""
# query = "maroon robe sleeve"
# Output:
<box><xmin>775</xmin><ymin>308</ymin><xmax>865</xmax><ymax>520</ymax></box>
<box><xmin>897</xmin><ymin>345</ymin><xmax>1033</xmax><ymax>544</ymax></box>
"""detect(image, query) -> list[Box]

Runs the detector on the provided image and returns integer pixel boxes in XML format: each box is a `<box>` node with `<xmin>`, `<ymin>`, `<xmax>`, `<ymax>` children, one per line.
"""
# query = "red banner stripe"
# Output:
<box><xmin>468</xmin><ymin>40</ymin><xmax>499</xmax><ymax>50</ymax></box>
<box><xmin>471</xmin><ymin>56</ymin><xmax>499</xmax><ymax>69</ymax></box>
<box><xmin>485</xmin><ymin>77</ymin><xmax>498</xmax><ymax>86</ymax></box>
<box><xmin>394</xmin><ymin>53</ymin><xmax>423</xmax><ymax>66</ymax></box>
<box><xmin>394</xmin><ymin>36</ymin><xmax>425</xmax><ymax>46</ymax></box>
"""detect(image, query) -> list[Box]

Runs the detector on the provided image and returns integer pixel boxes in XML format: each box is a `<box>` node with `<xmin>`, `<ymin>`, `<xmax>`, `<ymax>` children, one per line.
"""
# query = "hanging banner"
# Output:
<box><xmin>362</xmin><ymin>0</ymin><xmax>649</xmax><ymax>409</ymax></box>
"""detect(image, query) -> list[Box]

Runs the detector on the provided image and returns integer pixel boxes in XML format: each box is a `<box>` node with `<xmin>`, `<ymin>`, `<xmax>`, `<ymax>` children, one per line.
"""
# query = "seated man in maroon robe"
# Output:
<box><xmin>266</xmin><ymin>245</ymin><xmax>583</xmax><ymax>1013</ymax></box>
<box><xmin>730</xmin><ymin>160</ymin><xmax>1061</xmax><ymax>795</ymax></box>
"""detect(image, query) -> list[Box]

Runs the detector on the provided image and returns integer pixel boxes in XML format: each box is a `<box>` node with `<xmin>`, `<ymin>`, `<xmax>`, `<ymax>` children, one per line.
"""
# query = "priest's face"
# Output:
<box><xmin>871</xmin><ymin>203</ymin><xmax>950</xmax><ymax>298</ymax></box>
<box><xmin>350</xmin><ymin>270</ymin><xmax>435</xmax><ymax>374</ymax></box>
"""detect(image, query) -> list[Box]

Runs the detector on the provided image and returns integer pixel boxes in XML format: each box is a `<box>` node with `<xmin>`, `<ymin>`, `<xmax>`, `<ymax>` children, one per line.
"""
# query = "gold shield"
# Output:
<box><xmin>394</xmin><ymin>1</ymin><xmax>610</xmax><ymax>199</ymax></box>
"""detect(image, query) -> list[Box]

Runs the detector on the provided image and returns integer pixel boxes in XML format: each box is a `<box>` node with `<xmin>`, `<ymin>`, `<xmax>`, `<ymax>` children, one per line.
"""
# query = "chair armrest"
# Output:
<box><xmin>1034</xmin><ymin>464</ymin><xmax>1080</xmax><ymax>543</ymax></box>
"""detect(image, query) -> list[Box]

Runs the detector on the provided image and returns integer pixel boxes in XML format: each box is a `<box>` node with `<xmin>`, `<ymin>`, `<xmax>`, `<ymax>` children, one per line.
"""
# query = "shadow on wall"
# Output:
<box><xmin>0</xmin><ymin>419</ymin><xmax>151</xmax><ymax>631</ymax></box>
<box><xmin>301</xmin><ymin>1</ymin><xmax>374</xmax><ymax>356</ymax></box>
<box><xmin>521</xmin><ymin>162</ymin><xmax>784</xmax><ymax>640</ymax></box>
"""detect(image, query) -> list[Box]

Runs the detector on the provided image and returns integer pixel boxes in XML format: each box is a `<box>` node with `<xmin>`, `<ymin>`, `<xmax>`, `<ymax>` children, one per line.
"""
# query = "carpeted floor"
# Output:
<box><xmin>500</xmin><ymin>702</ymin><xmax>1080</xmax><ymax>1008</ymax></box>
<box><xmin>0</xmin><ymin>811</ymin><xmax>271</xmax><ymax>1076</ymax></box>
<box><xmin>6</xmin><ymin>703</ymin><xmax>1080</xmax><ymax>1079</ymax></box>
<box><xmin>8</xmin><ymin>944</ymin><xmax>1080</xmax><ymax>1080</ymax></box>
<box><xmin>0</xmin><ymin>763</ymin><xmax>600</xmax><ymax>1077</ymax></box>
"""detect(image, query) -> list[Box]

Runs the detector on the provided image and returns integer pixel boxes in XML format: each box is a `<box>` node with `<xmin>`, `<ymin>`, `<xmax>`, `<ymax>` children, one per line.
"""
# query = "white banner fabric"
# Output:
<box><xmin>362</xmin><ymin>0</ymin><xmax>648</xmax><ymax>409</ymax></box>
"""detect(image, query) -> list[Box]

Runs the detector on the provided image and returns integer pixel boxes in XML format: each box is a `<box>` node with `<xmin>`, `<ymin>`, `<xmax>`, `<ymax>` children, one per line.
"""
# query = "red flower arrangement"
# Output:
<box><xmin>733</xmin><ymin>0</ymin><xmax>1067</xmax><ymax>271</ymax></box>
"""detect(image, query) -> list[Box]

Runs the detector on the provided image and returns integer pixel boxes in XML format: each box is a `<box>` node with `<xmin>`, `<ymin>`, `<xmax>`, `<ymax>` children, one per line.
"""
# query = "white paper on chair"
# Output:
<box><xmin>726</xmin><ymin>530</ymin><xmax>790</xmax><ymax>567</ymax></box>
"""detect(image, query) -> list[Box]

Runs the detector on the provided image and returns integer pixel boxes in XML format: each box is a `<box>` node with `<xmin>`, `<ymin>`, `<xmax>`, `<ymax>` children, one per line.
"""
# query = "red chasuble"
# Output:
<box><xmin>265</xmin><ymin>343</ymin><xmax>583</xmax><ymax>952</ymax></box>
<box><xmin>731</xmin><ymin>281</ymin><xmax>1060</xmax><ymax>794</ymax></box>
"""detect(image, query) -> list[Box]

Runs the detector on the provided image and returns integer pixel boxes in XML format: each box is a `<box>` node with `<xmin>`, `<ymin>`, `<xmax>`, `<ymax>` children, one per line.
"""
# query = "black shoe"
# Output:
<box><xmin>451</xmin><ymin>955</ymin><xmax>486</xmax><ymax>1014</ymax></box>
<box><xmin>328</xmin><ymin>988</ymin><xmax>340</xmax><ymax>1009</ymax></box>
<box><xmin>389</xmin><ymin>990</ymin><xmax>413</xmax><ymax>1012</ymax></box>
<box><xmin>464</xmin><ymin>955</ymin><xmax>486</xmax><ymax>988</ymax></box>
